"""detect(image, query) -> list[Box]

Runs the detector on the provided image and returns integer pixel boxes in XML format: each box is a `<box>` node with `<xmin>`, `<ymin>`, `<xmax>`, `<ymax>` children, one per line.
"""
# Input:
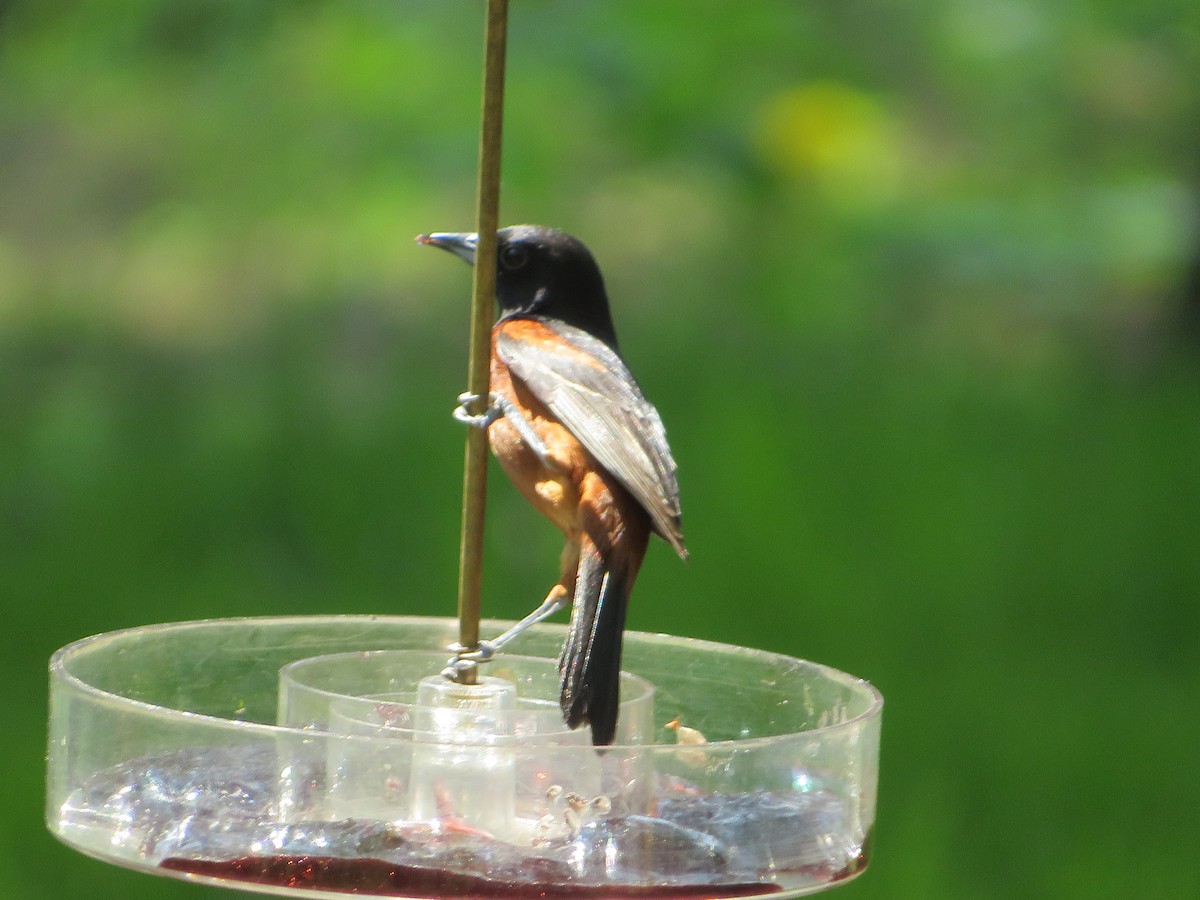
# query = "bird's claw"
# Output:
<box><xmin>450</xmin><ymin>640</ymin><xmax>497</xmax><ymax>663</ymax></box>
<box><xmin>454</xmin><ymin>391</ymin><xmax>502</xmax><ymax>429</ymax></box>
<box><xmin>441</xmin><ymin>657</ymin><xmax>477</xmax><ymax>682</ymax></box>
<box><xmin>442</xmin><ymin>640</ymin><xmax>498</xmax><ymax>683</ymax></box>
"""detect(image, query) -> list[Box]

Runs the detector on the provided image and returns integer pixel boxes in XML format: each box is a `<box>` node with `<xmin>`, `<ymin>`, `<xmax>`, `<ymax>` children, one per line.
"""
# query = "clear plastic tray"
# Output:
<box><xmin>46</xmin><ymin>615</ymin><xmax>881</xmax><ymax>898</ymax></box>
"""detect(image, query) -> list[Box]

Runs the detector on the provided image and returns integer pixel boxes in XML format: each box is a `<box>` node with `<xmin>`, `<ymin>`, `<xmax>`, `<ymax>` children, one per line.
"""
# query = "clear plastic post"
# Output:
<box><xmin>407</xmin><ymin>674</ymin><xmax>518</xmax><ymax>834</ymax></box>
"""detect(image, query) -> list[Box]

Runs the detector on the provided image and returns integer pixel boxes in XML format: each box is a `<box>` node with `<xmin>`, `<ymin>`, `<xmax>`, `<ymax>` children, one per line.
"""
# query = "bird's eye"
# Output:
<box><xmin>500</xmin><ymin>243</ymin><xmax>529</xmax><ymax>271</ymax></box>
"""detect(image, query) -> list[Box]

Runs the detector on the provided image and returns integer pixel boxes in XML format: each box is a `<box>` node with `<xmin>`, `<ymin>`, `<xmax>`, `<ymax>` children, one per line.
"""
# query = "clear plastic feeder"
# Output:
<box><xmin>47</xmin><ymin>616</ymin><xmax>882</xmax><ymax>898</ymax></box>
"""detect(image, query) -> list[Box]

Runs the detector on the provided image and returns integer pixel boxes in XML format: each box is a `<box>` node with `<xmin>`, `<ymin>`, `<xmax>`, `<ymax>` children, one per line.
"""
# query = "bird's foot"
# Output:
<box><xmin>441</xmin><ymin>589</ymin><xmax>567</xmax><ymax>683</ymax></box>
<box><xmin>453</xmin><ymin>391</ymin><xmax>503</xmax><ymax>429</ymax></box>
<box><xmin>453</xmin><ymin>391</ymin><xmax>564</xmax><ymax>472</ymax></box>
<box><xmin>441</xmin><ymin>640</ymin><xmax>498</xmax><ymax>683</ymax></box>
<box><xmin>448</xmin><ymin>640</ymin><xmax>497</xmax><ymax>664</ymax></box>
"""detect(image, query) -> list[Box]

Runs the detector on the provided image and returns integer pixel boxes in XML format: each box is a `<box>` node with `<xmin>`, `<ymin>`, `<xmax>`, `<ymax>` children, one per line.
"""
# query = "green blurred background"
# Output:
<box><xmin>3</xmin><ymin>0</ymin><xmax>1198</xmax><ymax>897</ymax></box>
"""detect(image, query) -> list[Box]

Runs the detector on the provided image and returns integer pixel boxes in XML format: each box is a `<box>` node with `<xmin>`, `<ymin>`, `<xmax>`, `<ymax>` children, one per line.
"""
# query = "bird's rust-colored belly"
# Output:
<box><xmin>488</xmin><ymin>354</ymin><xmax>588</xmax><ymax>538</ymax></box>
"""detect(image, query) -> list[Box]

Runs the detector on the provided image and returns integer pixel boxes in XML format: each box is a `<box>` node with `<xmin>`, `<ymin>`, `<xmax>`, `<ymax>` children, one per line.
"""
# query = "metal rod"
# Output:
<box><xmin>455</xmin><ymin>0</ymin><xmax>509</xmax><ymax>683</ymax></box>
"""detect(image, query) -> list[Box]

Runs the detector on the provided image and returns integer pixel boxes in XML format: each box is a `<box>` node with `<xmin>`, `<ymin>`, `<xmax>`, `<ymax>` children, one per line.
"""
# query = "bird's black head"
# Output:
<box><xmin>419</xmin><ymin>224</ymin><xmax>620</xmax><ymax>351</ymax></box>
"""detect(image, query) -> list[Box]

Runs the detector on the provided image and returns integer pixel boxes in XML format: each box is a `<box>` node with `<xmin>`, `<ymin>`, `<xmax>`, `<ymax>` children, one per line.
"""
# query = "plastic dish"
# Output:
<box><xmin>47</xmin><ymin>615</ymin><xmax>881</xmax><ymax>898</ymax></box>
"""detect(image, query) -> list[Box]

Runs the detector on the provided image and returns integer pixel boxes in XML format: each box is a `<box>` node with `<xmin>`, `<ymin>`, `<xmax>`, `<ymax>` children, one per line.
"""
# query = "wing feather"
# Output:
<box><xmin>497</xmin><ymin>320</ymin><xmax>686</xmax><ymax>556</ymax></box>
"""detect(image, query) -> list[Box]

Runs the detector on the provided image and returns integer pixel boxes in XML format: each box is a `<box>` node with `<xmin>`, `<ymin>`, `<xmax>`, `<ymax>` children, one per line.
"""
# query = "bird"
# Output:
<box><xmin>418</xmin><ymin>224</ymin><xmax>686</xmax><ymax>745</ymax></box>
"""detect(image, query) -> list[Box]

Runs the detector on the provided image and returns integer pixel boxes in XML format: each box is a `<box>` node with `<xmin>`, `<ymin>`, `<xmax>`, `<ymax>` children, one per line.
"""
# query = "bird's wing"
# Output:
<box><xmin>496</xmin><ymin>318</ymin><xmax>686</xmax><ymax>557</ymax></box>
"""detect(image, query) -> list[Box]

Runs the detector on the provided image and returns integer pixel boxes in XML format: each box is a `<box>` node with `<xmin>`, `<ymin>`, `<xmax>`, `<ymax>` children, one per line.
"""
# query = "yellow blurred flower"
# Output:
<box><xmin>753</xmin><ymin>82</ymin><xmax>908</xmax><ymax>210</ymax></box>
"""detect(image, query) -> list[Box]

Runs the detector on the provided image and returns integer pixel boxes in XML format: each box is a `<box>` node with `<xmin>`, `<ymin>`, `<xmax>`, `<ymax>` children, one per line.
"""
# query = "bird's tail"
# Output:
<box><xmin>560</xmin><ymin>534</ymin><xmax>635</xmax><ymax>745</ymax></box>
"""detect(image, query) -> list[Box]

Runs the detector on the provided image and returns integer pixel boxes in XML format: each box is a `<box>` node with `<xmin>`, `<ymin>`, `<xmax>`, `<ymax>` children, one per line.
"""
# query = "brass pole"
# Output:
<box><xmin>455</xmin><ymin>0</ymin><xmax>509</xmax><ymax>683</ymax></box>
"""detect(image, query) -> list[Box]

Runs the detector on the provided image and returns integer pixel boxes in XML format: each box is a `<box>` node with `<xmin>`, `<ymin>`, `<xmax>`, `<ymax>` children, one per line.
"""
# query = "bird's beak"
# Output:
<box><xmin>416</xmin><ymin>232</ymin><xmax>478</xmax><ymax>265</ymax></box>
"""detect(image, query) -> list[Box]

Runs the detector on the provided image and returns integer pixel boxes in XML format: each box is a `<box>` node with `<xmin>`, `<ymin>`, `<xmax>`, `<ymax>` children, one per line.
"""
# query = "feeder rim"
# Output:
<box><xmin>50</xmin><ymin>614</ymin><xmax>883</xmax><ymax>749</ymax></box>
